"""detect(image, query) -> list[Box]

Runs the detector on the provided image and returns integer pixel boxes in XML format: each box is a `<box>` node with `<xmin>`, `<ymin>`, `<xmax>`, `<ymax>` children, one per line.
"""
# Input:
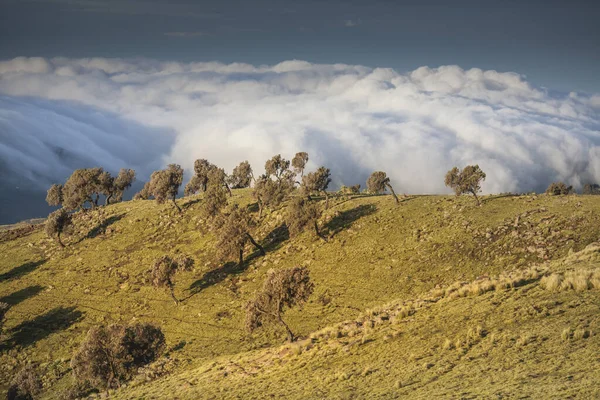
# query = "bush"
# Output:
<box><xmin>545</xmin><ymin>182</ymin><xmax>573</xmax><ymax>195</ymax></box>
<box><xmin>71</xmin><ymin>323</ymin><xmax>166</xmax><ymax>391</ymax></box>
<box><xmin>7</xmin><ymin>363</ymin><xmax>42</xmax><ymax>400</ymax></box>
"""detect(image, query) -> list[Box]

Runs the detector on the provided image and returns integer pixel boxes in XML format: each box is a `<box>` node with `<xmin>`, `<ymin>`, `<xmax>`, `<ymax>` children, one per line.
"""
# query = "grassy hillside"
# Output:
<box><xmin>1</xmin><ymin>190</ymin><xmax>600</xmax><ymax>398</ymax></box>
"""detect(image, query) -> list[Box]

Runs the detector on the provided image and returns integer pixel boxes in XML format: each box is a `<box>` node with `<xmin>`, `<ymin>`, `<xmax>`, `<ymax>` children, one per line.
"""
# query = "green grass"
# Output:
<box><xmin>1</xmin><ymin>191</ymin><xmax>600</xmax><ymax>398</ymax></box>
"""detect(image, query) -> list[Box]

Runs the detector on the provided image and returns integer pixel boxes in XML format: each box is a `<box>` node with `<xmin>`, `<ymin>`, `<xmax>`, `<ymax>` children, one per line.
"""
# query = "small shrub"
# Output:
<box><xmin>561</xmin><ymin>328</ymin><xmax>572</xmax><ymax>341</ymax></box>
<box><xmin>7</xmin><ymin>363</ymin><xmax>42</xmax><ymax>400</ymax></box>
<box><xmin>71</xmin><ymin>323</ymin><xmax>166</xmax><ymax>391</ymax></box>
<box><xmin>573</xmin><ymin>328</ymin><xmax>591</xmax><ymax>341</ymax></box>
<box><xmin>546</xmin><ymin>182</ymin><xmax>573</xmax><ymax>196</ymax></box>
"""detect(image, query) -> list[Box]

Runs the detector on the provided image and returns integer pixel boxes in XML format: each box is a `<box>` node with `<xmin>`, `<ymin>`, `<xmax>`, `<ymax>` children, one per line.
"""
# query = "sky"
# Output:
<box><xmin>0</xmin><ymin>0</ymin><xmax>599</xmax><ymax>224</ymax></box>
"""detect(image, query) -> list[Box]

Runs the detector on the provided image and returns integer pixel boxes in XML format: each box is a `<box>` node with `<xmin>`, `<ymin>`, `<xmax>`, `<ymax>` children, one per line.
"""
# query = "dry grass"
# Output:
<box><xmin>541</xmin><ymin>268</ymin><xmax>600</xmax><ymax>292</ymax></box>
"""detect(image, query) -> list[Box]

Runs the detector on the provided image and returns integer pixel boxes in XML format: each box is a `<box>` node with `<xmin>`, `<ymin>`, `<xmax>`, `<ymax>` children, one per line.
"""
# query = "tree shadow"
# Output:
<box><xmin>0</xmin><ymin>285</ymin><xmax>45</xmax><ymax>306</ymax></box>
<box><xmin>247</xmin><ymin>202</ymin><xmax>259</xmax><ymax>213</ymax></box>
<box><xmin>186</xmin><ymin>261</ymin><xmax>239</xmax><ymax>297</ymax></box>
<box><xmin>83</xmin><ymin>213</ymin><xmax>126</xmax><ymax>240</ymax></box>
<box><xmin>324</xmin><ymin>204</ymin><xmax>377</xmax><ymax>237</ymax></box>
<box><xmin>0</xmin><ymin>259</ymin><xmax>46</xmax><ymax>282</ymax></box>
<box><xmin>183</xmin><ymin>197</ymin><xmax>202</xmax><ymax>210</ymax></box>
<box><xmin>261</xmin><ymin>223</ymin><xmax>290</xmax><ymax>253</ymax></box>
<box><xmin>2</xmin><ymin>306</ymin><xmax>84</xmax><ymax>350</ymax></box>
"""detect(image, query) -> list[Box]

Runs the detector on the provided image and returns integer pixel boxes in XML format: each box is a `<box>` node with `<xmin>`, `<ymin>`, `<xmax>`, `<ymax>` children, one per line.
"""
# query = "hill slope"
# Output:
<box><xmin>1</xmin><ymin>191</ymin><xmax>600</xmax><ymax>398</ymax></box>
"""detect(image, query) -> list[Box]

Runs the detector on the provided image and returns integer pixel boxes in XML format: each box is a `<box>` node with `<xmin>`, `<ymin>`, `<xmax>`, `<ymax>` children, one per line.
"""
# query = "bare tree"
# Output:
<box><xmin>245</xmin><ymin>266</ymin><xmax>314</xmax><ymax>342</ymax></box>
<box><xmin>291</xmin><ymin>152</ymin><xmax>309</xmax><ymax>178</ymax></box>
<box><xmin>150</xmin><ymin>255</ymin><xmax>194</xmax><ymax>305</ymax></box>
<box><xmin>45</xmin><ymin>208</ymin><xmax>73</xmax><ymax>247</ymax></box>
<box><xmin>148</xmin><ymin>164</ymin><xmax>184</xmax><ymax>212</ymax></box>
<box><xmin>286</xmin><ymin>196</ymin><xmax>323</xmax><ymax>239</ymax></box>
<box><xmin>301</xmin><ymin>167</ymin><xmax>332</xmax><ymax>208</ymax></box>
<box><xmin>215</xmin><ymin>205</ymin><xmax>265</xmax><ymax>268</ymax></box>
<box><xmin>444</xmin><ymin>165</ymin><xmax>486</xmax><ymax>205</ymax></box>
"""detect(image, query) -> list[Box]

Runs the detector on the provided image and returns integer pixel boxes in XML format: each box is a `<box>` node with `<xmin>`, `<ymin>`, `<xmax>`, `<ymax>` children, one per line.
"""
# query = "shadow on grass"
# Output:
<box><xmin>186</xmin><ymin>261</ymin><xmax>239</xmax><ymax>297</ymax></box>
<box><xmin>2</xmin><ymin>306</ymin><xmax>84</xmax><ymax>350</ymax></box>
<box><xmin>261</xmin><ymin>223</ymin><xmax>290</xmax><ymax>253</ymax></box>
<box><xmin>0</xmin><ymin>260</ymin><xmax>46</xmax><ymax>282</ymax></box>
<box><xmin>83</xmin><ymin>213</ymin><xmax>126</xmax><ymax>240</ymax></box>
<box><xmin>183</xmin><ymin>197</ymin><xmax>202</xmax><ymax>210</ymax></box>
<box><xmin>324</xmin><ymin>204</ymin><xmax>377</xmax><ymax>237</ymax></box>
<box><xmin>0</xmin><ymin>285</ymin><xmax>45</xmax><ymax>306</ymax></box>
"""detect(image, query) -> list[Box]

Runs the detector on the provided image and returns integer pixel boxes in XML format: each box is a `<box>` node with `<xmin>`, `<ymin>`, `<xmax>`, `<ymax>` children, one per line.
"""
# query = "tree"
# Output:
<box><xmin>253</xmin><ymin>175</ymin><xmax>292</xmax><ymax>218</ymax></box>
<box><xmin>582</xmin><ymin>183</ymin><xmax>600</xmax><ymax>195</ymax></box>
<box><xmin>208</xmin><ymin>167</ymin><xmax>232</xmax><ymax>197</ymax></box>
<box><xmin>444</xmin><ymin>165</ymin><xmax>486</xmax><ymax>205</ymax></box>
<box><xmin>7</xmin><ymin>363</ymin><xmax>42</xmax><ymax>400</ymax></box>
<box><xmin>245</xmin><ymin>267</ymin><xmax>314</xmax><ymax>342</ymax></box>
<box><xmin>545</xmin><ymin>181</ymin><xmax>573</xmax><ymax>196</ymax></box>
<box><xmin>71</xmin><ymin>323</ymin><xmax>165</xmax><ymax>391</ymax></box>
<box><xmin>150</xmin><ymin>254</ymin><xmax>194</xmax><ymax>305</ymax></box>
<box><xmin>291</xmin><ymin>152</ymin><xmax>309</xmax><ymax>178</ymax></box>
<box><xmin>96</xmin><ymin>168</ymin><xmax>136</xmax><ymax>205</ymax></box>
<box><xmin>265</xmin><ymin>154</ymin><xmax>291</xmax><ymax>181</ymax></box>
<box><xmin>62</xmin><ymin>168</ymin><xmax>104</xmax><ymax>211</ymax></box>
<box><xmin>45</xmin><ymin>208</ymin><xmax>73</xmax><ymax>247</ymax></box>
<box><xmin>215</xmin><ymin>205</ymin><xmax>265</xmax><ymax>268</ymax></box>
<box><xmin>367</xmin><ymin>171</ymin><xmax>399</xmax><ymax>204</ymax></box>
<box><xmin>202</xmin><ymin>180</ymin><xmax>228</xmax><ymax>219</ymax></box>
<box><xmin>148</xmin><ymin>164</ymin><xmax>184</xmax><ymax>212</ymax></box>
<box><xmin>46</xmin><ymin>184</ymin><xmax>63</xmax><ymax>206</ymax></box>
<box><xmin>228</xmin><ymin>160</ymin><xmax>254</xmax><ymax>189</ymax></box>
<box><xmin>301</xmin><ymin>167</ymin><xmax>332</xmax><ymax>208</ymax></box>
<box><xmin>287</xmin><ymin>196</ymin><xmax>323</xmax><ymax>239</ymax></box>
<box><xmin>339</xmin><ymin>184</ymin><xmax>361</xmax><ymax>196</ymax></box>
<box><xmin>133</xmin><ymin>181</ymin><xmax>152</xmax><ymax>200</ymax></box>
<box><xmin>184</xmin><ymin>159</ymin><xmax>215</xmax><ymax>195</ymax></box>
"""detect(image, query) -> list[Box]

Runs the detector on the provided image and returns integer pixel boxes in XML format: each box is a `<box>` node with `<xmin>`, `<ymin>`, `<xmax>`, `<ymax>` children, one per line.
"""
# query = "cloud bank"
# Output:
<box><xmin>1</xmin><ymin>56</ymin><xmax>600</xmax><ymax>206</ymax></box>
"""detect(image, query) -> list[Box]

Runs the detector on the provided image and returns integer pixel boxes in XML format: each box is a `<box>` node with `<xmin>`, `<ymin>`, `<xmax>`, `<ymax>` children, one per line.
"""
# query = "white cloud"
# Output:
<box><xmin>0</xmin><ymin>56</ymin><xmax>599</xmax><ymax>197</ymax></box>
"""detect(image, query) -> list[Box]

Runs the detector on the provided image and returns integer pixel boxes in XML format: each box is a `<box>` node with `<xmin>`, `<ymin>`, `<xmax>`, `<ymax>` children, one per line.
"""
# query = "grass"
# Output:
<box><xmin>0</xmin><ymin>191</ymin><xmax>600</xmax><ymax>398</ymax></box>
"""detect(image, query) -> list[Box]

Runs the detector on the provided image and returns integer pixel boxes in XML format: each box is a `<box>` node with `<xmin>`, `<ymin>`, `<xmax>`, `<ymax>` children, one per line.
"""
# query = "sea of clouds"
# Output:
<box><xmin>1</xmin><ymin>56</ymin><xmax>600</xmax><ymax>205</ymax></box>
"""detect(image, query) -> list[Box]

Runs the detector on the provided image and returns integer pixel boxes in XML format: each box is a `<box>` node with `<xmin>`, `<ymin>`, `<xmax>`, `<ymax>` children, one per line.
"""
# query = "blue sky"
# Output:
<box><xmin>1</xmin><ymin>0</ymin><xmax>599</xmax><ymax>93</ymax></box>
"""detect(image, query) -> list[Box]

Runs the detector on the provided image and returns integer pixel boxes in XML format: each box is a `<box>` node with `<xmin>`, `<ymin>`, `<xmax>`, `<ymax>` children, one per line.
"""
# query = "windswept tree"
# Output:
<box><xmin>202</xmin><ymin>174</ymin><xmax>229</xmax><ymax>219</ymax></box>
<box><xmin>62</xmin><ymin>167</ymin><xmax>104</xmax><ymax>211</ymax></box>
<box><xmin>583</xmin><ymin>183</ymin><xmax>600</xmax><ymax>195</ymax></box>
<box><xmin>265</xmin><ymin>154</ymin><xmax>291</xmax><ymax>181</ymax></box>
<box><xmin>444</xmin><ymin>165</ymin><xmax>486</xmax><ymax>205</ymax></box>
<box><xmin>105</xmin><ymin>168</ymin><xmax>136</xmax><ymax>205</ymax></box>
<box><xmin>286</xmin><ymin>196</ymin><xmax>323</xmax><ymax>239</ymax></box>
<box><xmin>71</xmin><ymin>323</ymin><xmax>165</xmax><ymax>391</ymax></box>
<box><xmin>45</xmin><ymin>208</ymin><xmax>73</xmax><ymax>247</ymax></box>
<box><xmin>148</xmin><ymin>164</ymin><xmax>184</xmax><ymax>212</ymax></box>
<box><xmin>228</xmin><ymin>160</ymin><xmax>254</xmax><ymax>189</ymax></box>
<box><xmin>215</xmin><ymin>205</ymin><xmax>265</xmax><ymax>268</ymax></box>
<box><xmin>546</xmin><ymin>181</ymin><xmax>573</xmax><ymax>196</ymax></box>
<box><xmin>185</xmin><ymin>159</ymin><xmax>215</xmax><ymax>195</ymax></box>
<box><xmin>208</xmin><ymin>167</ymin><xmax>232</xmax><ymax>197</ymax></box>
<box><xmin>302</xmin><ymin>167</ymin><xmax>332</xmax><ymax>208</ymax></box>
<box><xmin>245</xmin><ymin>266</ymin><xmax>314</xmax><ymax>342</ymax></box>
<box><xmin>253</xmin><ymin>175</ymin><xmax>292</xmax><ymax>218</ymax></box>
<box><xmin>367</xmin><ymin>171</ymin><xmax>399</xmax><ymax>204</ymax></box>
<box><xmin>46</xmin><ymin>184</ymin><xmax>64</xmax><ymax>206</ymax></box>
<box><xmin>291</xmin><ymin>152</ymin><xmax>309</xmax><ymax>178</ymax></box>
<box><xmin>133</xmin><ymin>181</ymin><xmax>152</xmax><ymax>200</ymax></box>
<box><xmin>150</xmin><ymin>254</ymin><xmax>194</xmax><ymax>305</ymax></box>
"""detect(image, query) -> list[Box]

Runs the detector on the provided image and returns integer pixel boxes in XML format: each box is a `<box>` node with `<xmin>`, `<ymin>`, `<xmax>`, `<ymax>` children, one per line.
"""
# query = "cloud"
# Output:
<box><xmin>344</xmin><ymin>19</ymin><xmax>361</xmax><ymax>27</ymax></box>
<box><xmin>0</xmin><ymin>56</ymin><xmax>599</xmax><ymax>210</ymax></box>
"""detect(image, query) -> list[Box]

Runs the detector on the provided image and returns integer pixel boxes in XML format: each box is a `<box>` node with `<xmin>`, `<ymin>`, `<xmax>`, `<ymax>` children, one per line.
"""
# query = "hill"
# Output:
<box><xmin>1</xmin><ymin>190</ymin><xmax>600</xmax><ymax>398</ymax></box>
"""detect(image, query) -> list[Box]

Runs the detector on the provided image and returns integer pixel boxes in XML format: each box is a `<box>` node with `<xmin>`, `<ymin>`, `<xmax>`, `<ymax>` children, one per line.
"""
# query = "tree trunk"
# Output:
<box><xmin>258</xmin><ymin>201</ymin><xmax>264</xmax><ymax>219</ymax></box>
<box><xmin>471</xmin><ymin>191</ymin><xmax>481</xmax><ymax>206</ymax></box>
<box><xmin>314</xmin><ymin>221</ymin><xmax>327</xmax><ymax>241</ymax></box>
<box><xmin>169</xmin><ymin>285</ymin><xmax>179</xmax><ymax>305</ymax></box>
<box><xmin>105</xmin><ymin>193</ymin><xmax>113</xmax><ymax>206</ymax></box>
<box><xmin>239</xmin><ymin>248</ymin><xmax>244</xmax><ymax>268</ymax></box>
<box><xmin>172</xmin><ymin>197</ymin><xmax>182</xmax><ymax>213</ymax></box>
<box><xmin>386</xmin><ymin>183</ymin><xmax>399</xmax><ymax>204</ymax></box>
<box><xmin>323</xmin><ymin>191</ymin><xmax>329</xmax><ymax>209</ymax></box>
<box><xmin>225</xmin><ymin>183</ymin><xmax>233</xmax><ymax>197</ymax></box>
<box><xmin>277</xmin><ymin>313</ymin><xmax>295</xmax><ymax>342</ymax></box>
<box><xmin>94</xmin><ymin>194</ymin><xmax>99</xmax><ymax>207</ymax></box>
<box><xmin>246</xmin><ymin>233</ymin><xmax>265</xmax><ymax>255</ymax></box>
<box><xmin>57</xmin><ymin>233</ymin><xmax>65</xmax><ymax>248</ymax></box>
